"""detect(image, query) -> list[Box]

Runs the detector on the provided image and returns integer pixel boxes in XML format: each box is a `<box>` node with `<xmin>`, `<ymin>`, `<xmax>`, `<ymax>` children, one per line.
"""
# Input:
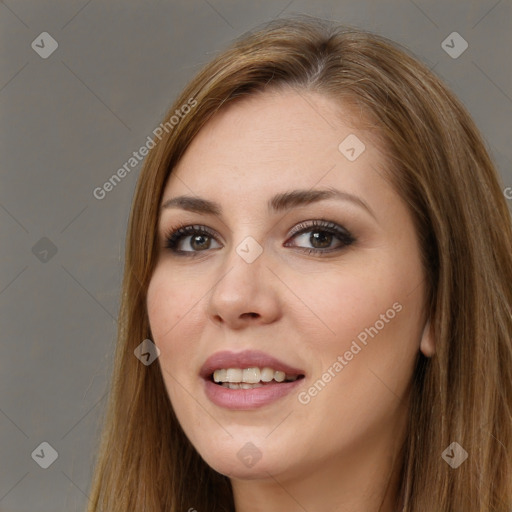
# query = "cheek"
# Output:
<box><xmin>146</xmin><ymin>268</ymin><xmax>216</xmax><ymax>445</ymax></box>
<box><xmin>147</xmin><ymin>265</ymin><xmax>201</xmax><ymax>339</ymax></box>
<box><xmin>294</xmin><ymin>263</ymin><xmax>401</xmax><ymax>341</ymax></box>
<box><xmin>294</xmin><ymin>256</ymin><xmax>423</xmax><ymax>389</ymax></box>
<box><xmin>146</xmin><ymin>266</ymin><xmax>202</xmax><ymax>370</ymax></box>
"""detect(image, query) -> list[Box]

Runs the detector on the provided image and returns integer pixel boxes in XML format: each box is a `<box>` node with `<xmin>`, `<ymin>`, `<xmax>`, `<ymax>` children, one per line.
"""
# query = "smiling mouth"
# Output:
<box><xmin>209</xmin><ymin>367</ymin><xmax>305</xmax><ymax>389</ymax></box>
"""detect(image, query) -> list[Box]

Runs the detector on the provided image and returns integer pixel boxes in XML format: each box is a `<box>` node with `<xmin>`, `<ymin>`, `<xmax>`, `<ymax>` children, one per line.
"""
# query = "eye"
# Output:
<box><xmin>163</xmin><ymin>219</ymin><xmax>355</xmax><ymax>257</ymax></box>
<box><xmin>163</xmin><ymin>224</ymin><xmax>221</xmax><ymax>255</ymax></box>
<box><xmin>284</xmin><ymin>220</ymin><xmax>355</xmax><ymax>254</ymax></box>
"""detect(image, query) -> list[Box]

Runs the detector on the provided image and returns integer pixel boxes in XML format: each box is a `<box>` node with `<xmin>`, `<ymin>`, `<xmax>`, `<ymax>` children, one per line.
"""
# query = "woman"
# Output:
<box><xmin>88</xmin><ymin>15</ymin><xmax>512</xmax><ymax>511</ymax></box>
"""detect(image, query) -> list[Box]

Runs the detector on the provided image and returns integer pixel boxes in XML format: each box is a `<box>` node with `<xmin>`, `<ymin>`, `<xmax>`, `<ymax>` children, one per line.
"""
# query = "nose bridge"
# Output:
<box><xmin>215</xmin><ymin>235</ymin><xmax>265</xmax><ymax>301</ymax></box>
<box><xmin>206</xmin><ymin>233</ymin><xmax>279</xmax><ymax>325</ymax></box>
<box><xmin>219</xmin><ymin>213</ymin><xmax>267</xmax><ymax>280</ymax></box>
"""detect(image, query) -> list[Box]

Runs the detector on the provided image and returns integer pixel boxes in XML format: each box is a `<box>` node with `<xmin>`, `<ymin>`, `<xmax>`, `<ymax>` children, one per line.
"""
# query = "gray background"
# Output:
<box><xmin>0</xmin><ymin>1</ymin><xmax>510</xmax><ymax>511</ymax></box>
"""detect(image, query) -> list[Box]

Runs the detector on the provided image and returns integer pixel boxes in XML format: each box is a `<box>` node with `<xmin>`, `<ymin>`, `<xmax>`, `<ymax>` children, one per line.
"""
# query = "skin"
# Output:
<box><xmin>146</xmin><ymin>88</ymin><xmax>435</xmax><ymax>512</ymax></box>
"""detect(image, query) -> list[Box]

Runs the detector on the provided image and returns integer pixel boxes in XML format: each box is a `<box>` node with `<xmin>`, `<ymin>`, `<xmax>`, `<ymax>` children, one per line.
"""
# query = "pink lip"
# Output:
<box><xmin>200</xmin><ymin>350</ymin><xmax>306</xmax><ymax>410</ymax></box>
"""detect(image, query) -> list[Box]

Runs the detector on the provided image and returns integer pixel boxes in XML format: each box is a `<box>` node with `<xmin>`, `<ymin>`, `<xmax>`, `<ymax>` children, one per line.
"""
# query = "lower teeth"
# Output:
<box><xmin>220</xmin><ymin>381</ymin><xmax>292</xmax><ymax>389</ymax></box>
<box><xmin>221</xmin><ymin>382</ymin><xmax>264</xmax><ymax>389</ymax></box>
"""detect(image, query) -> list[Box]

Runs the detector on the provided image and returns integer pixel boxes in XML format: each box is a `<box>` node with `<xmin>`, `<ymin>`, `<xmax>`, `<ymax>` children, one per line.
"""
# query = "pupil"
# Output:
<box><xmin>311</xmin><ymin>231</ymin><xmax>331</xmax><ymax>248</ymax></box>
<box><xmin>191</xmin><ymin>234</ymin><xmax>209</xmax><ymax>250</ymax></box>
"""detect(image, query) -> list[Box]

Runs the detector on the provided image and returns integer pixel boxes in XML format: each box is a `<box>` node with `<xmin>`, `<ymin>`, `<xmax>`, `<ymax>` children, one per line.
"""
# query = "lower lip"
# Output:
<box><xmin>203</xmin><ymin>378</ymin><xmax>304</xmax><ymax>410</ymax></box>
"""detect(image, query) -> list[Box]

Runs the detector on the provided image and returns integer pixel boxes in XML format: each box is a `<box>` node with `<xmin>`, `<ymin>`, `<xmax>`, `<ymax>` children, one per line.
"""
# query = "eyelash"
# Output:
<box><xmin>163</xmin><ymin>220</ymin><xmax>356</xmax><ymax>257</ymax></box>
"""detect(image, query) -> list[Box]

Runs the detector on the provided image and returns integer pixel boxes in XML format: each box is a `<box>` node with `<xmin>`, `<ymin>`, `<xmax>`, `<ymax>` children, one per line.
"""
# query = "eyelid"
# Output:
<box><xmin>287</xmin><ymin>219</ymin><xmax>352</xmax><ymax>238</ymax></box>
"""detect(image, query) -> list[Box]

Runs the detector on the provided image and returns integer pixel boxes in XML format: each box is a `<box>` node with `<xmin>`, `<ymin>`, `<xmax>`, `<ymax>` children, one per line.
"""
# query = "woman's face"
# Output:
<box><xmin>147</xmin><ymin>89</ymin><xmax>434</xmax><ymax>482</ymax></box>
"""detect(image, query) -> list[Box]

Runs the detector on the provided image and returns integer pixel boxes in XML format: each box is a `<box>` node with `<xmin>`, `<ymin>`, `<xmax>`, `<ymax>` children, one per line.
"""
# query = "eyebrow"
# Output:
<box><xmin>160</xmin><ymin>187</ymin><xmax>376</xmax><ymax>220</ymax></box>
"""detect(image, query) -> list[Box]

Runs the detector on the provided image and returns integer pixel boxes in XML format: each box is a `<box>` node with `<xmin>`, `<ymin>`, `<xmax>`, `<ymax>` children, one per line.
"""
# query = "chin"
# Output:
<box><xmin>193</xmin><ymin>436</ymin><xmax>289</xmax><ymax>480</ymax></box>
<box><xmin>206</xmin><ymin>455</ymin><xmax>283</xmax><ymax>481</ymax></box>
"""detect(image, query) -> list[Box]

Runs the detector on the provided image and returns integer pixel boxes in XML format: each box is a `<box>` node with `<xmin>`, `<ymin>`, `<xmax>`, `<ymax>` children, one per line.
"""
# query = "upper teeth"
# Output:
<box><xmin>213</xmin><ymin>367</ymin><xmax>298</xmax><ymax>384</ymax></box>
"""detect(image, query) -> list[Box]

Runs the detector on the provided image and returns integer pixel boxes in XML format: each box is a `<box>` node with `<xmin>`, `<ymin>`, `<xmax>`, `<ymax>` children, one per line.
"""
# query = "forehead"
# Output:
<box><xmin>163</xmin><ymin>89</ymin><xmax>387</xmax><ymax>206</ymax></box>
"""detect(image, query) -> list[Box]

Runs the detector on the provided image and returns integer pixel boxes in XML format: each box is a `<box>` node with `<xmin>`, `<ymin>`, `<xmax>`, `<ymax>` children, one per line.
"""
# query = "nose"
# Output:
<box><xmin>206</xmin><ymin>241</ymin><xmax>282</xmax><ymax>329</ymax></box>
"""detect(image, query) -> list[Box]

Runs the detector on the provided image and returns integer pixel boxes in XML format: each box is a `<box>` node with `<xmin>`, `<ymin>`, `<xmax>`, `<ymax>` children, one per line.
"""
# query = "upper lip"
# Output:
<box><xmin>200</xmin><ymin>350</ymin><xmax>305</xmax><ymax>380</ymax></box>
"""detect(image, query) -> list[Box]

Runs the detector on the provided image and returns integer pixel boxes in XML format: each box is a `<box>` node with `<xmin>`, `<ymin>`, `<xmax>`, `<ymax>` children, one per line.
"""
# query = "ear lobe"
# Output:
<box><xmin>419</xmin><ymin>318</ymin><xmax>435</xmax><ymax>357</ymax></box>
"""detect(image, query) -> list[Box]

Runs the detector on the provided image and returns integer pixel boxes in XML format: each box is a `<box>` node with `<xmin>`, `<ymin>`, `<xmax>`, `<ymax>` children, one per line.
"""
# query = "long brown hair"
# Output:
<box><xmin>88</xmin><ymin>15</ymin><xmax>512</xmax><ymax>511</ymax></box>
